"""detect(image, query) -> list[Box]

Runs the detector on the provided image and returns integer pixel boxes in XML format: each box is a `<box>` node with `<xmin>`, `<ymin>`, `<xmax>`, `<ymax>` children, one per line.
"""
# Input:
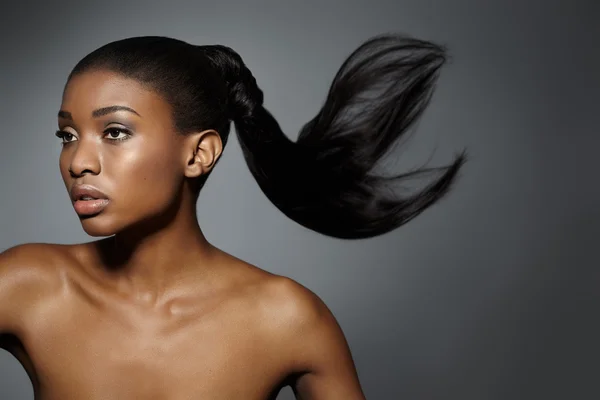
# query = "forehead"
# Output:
<box><xmin>61</xmin><ymin>69</ymin><xmax>172</xmax><ymax>122</ymax></box>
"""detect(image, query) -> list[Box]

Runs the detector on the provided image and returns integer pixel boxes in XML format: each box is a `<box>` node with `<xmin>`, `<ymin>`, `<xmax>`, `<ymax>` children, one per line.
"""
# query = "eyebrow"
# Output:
<box><xmin>58</xmin><ymin>105</ymin><xmax>141</xmax><ymax>120</ymax></box>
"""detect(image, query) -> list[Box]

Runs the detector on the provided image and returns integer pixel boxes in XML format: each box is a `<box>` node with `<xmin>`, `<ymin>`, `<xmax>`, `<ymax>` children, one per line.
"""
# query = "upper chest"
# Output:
<box><xmin>17</xmin><ymin>276</ymin><xmax>288</xmax><ymax>399</ymax></box>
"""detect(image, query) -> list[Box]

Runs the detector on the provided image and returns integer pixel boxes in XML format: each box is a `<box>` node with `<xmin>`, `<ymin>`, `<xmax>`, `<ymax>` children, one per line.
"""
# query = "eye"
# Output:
<box><xmin>54</xmin><ymin>127</ymin><xmax>132</xmax><ymax>144</ymax></box>
<box><xmin>104</xmin><ymin>127</ymin><xmax>131</xmax><ymax>141</ymax></box>
<box><xmin>55</xmin><ymin>130</ymin><xmax>76</xmax><ymax>143</ymax></box>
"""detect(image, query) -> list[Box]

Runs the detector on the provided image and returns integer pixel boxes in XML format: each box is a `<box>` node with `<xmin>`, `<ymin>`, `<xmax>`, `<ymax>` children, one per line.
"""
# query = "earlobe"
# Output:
<box><xmin>184</xmin><ymin>129</ymin><xmax>223</xmax><ymax>179</ymax></box>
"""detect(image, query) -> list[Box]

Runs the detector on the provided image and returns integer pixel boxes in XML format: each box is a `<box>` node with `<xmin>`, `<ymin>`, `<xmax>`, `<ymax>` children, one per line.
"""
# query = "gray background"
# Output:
<box><xmin>1</xmin><ymin>0</ymin><xmax>598</xmax><ymax>399</ymax></box>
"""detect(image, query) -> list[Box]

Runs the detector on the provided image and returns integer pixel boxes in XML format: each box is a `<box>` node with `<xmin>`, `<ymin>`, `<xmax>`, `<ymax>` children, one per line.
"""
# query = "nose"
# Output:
<box><xmin>68</xmin><ymin>139</ymin><xmax>101</xmax><ymax>177</ymax></box>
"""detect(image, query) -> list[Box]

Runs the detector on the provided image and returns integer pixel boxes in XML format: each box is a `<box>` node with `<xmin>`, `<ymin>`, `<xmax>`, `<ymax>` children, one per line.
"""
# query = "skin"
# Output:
<box><xmin>0</xmin><ymin>70</ymin><xmax>367</xmax><ymax>399</ymax></box>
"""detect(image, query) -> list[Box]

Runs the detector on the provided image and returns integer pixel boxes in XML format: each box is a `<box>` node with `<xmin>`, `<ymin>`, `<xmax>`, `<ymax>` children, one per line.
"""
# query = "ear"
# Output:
<box><xmin>183</xmin><ymin>129</ymin><xmax>223</xmax><ymax>179</ymax></box>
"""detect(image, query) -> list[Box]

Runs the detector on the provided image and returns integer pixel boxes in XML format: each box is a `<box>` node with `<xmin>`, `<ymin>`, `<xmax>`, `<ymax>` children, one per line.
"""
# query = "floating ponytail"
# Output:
<box><xmin>201</xmin><ymin>35</ymin><xmax>466</xmax><ymax>239</ymax></box>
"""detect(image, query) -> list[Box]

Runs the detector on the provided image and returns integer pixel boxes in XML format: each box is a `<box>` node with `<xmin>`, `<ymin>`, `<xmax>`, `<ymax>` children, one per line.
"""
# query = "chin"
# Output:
<box><xmin>79</xmin><ymin>216</ymin><xmax>121</xmax><ymax>237</ymax></box>
<box><xmin>79</xmin><ymin>209</ymin><xmax>170</xmax><ymax>239</ymax></box>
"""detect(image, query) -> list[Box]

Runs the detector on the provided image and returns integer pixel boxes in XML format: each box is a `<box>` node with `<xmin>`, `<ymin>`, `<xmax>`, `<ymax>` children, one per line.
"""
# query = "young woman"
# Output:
<box><xmin>0</xmin><ymin>34</ymin><xmax>465</xmax><ymax>399</ymax></box>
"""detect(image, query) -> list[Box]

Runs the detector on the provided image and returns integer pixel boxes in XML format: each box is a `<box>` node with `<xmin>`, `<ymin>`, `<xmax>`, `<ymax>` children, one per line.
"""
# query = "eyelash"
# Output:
<box><xmin>55</xmin><ymin>127</ymin><xmax>132</xmax><ymax>145</ymax></box>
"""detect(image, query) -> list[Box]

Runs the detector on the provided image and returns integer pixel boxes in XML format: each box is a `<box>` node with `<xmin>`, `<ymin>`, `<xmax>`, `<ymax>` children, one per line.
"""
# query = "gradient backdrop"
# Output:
<box><xmin>1</xmin><ymin>1</ymin><xmax>598</xmax><ymax>399</ymax></box>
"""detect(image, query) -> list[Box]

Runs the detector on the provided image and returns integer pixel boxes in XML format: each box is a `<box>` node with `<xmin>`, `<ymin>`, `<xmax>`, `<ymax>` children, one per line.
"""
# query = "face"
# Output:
<box><xmin>58</xmin><ymin>69</ymin><xmax>196</xmax><ymax>237</ymax></box>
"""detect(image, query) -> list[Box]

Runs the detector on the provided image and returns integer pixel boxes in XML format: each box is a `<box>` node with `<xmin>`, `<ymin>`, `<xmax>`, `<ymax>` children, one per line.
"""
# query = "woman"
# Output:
<box><xmin>0</xmin><ymin>34</ymin><xmax>465</xmax><ymax>399</ymax></box>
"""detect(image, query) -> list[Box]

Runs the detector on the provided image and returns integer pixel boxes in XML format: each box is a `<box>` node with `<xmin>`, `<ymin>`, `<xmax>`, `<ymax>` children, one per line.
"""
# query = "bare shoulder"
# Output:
<box><xmin>193</xmin><ymin>250</ymin><xmax>346</xmax><ymax>363</ymax></box>
<box><xmin>249</xmin><ymin>272</ymin><xmax>359</xmax><ymax>380</ymax></box>
<box><xmin>249</xmin><ymin>271</ymin><xmax>343</xmax><ymax>353</ymax></box>
<box><xmin>211</xmin><ymin>250</ymin><xmax>322</xmax><ymax>315</ymax></box>
<box><xmin>1</xmin><ymin>242</ymin><xmax>65</xmax><ymax>276</ymax></box>
<box><xmin>215</xmin><ymin>252</ymin><xmax>333</xmax><ymax>329</ymax></box>
<box><xmin>249</xmin><ymin>271</ymin><xmax>365</xmax><ymax>398</ymax></box>
<box><xmin>0</xmin><ymin>243</ymin><xmax>72</xmax><ymax>333</ymax></box>
<box><xmin>1</xmin><ymin>242</ymin><xmax>74</xmax><ymax>276</ymax></box>
<box><xmin>257</xmin><ymin>274</ymin><xmax>331</xmax><ymax>327</ymax></box>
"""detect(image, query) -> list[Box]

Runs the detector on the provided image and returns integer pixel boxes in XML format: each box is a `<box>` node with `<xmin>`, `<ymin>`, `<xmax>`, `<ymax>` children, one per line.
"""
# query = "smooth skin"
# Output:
<box><xmin>0</xmin><ymin>70</ymin><xmax>366</xmax><ymax>399</ymax></box>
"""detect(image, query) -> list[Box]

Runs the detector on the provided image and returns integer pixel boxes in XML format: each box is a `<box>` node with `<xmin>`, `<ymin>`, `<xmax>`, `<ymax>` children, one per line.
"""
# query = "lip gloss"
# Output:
<box><xmin>74</xmin><ymin>199</ymin><xmax>110</xmax><ymax>216</ymax></box>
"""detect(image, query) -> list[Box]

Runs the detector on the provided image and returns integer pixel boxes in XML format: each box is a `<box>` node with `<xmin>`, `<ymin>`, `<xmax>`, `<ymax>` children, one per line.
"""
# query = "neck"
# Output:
<box><xmin>93</xmin><ymin>198</ymin><xmax>215</xmax><ymax>306</ymax></box>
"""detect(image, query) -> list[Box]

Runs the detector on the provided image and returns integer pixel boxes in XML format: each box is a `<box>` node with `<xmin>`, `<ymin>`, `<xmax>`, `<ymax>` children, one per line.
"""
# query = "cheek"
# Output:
<box><xmin>114</xmin><ymin>146</ymin><xmax>183</xmax><ymax>209</ymax></box>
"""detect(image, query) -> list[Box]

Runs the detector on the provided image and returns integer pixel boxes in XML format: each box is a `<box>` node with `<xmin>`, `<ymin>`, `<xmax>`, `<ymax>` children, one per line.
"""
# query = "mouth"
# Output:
<box><xmin>70</xmin><ymin>184</ymin><xmax>110</xmax><ymax>216</ymax></box>
<box><xmin>76</xmin><ymin>195</ymin><xmax>103</xmax><ymax>201</ymax></box>
<box><xmin>70</xmin><ymin>184</ymin><xmax>109</xmax><ymax>202</ymax></box>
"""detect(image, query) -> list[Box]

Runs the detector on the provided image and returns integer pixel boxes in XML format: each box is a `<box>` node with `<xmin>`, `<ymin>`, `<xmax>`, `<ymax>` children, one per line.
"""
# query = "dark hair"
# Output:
<box><xmin>67</xmin><ymin>34</ymin><xmax>466</xmax><ymax>239</ymax></box>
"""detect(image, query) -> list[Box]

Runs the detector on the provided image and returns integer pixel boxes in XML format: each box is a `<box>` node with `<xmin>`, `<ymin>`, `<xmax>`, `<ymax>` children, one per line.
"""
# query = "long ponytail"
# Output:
<box><xmin>201</xmin><ymin>34</ymin><xmax>467</xmax><ymax>239</ymax></box>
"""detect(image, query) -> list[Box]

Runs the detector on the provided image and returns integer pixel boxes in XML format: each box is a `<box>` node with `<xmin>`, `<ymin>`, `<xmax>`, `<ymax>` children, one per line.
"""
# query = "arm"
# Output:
<box><xmin>272</xmin><ymin>278</ymin><xmax>367</xmax><ymax>400</ymax></box>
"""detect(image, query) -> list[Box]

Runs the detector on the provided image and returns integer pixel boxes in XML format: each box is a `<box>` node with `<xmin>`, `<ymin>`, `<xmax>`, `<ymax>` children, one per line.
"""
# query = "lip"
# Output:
<box><xmin>70</xmin><ymin>184</ymin><xmax>109</xmax><ymax>202</ymax></box>
<box><xmin>70</xmin><ymin>184</ymin><xmax>111</xmax><ymax>217</ymax></box>
<box><xmin>73</xmin><ymin>198</ymin><xmax>110</xmax><ymax>216</ymax></box>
